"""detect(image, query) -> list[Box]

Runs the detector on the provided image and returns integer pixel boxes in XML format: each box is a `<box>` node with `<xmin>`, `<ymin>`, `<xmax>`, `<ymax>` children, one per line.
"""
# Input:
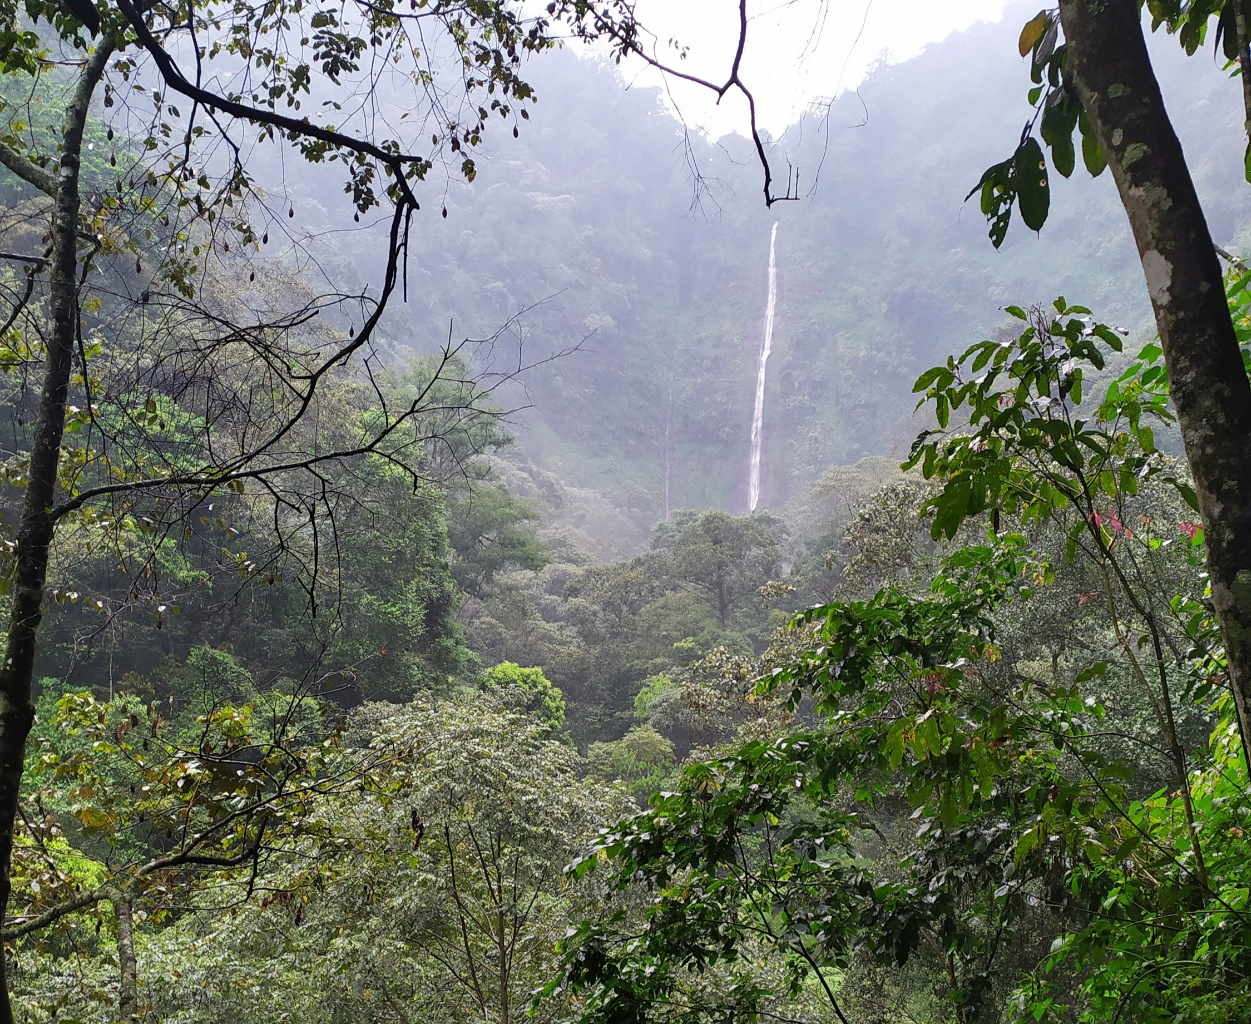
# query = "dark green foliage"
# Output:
<box><xmin>447</xmin><ymin>483</ymin><xmax>548</xmax><ymax>597</ymax></box>
<box><xmin>649</xmin><ymin>510</ymin><xmax>786</xmax><ymax>630</ymax></box>
<box><xmin>552</xmin><ymin>281</ymin><xmax>1251</xmax><ymax>1024</ymax></box>
<box><xmin>466</xmin><ymin>508</ymin><xmax>791</xmax><ymax>746</ymax></box>
<box><xmin>976</xmin><ymin>0</ymin><xmax>1250</xmax><ymax>251</ymax></box>
<box><xmin>28</xmin><ymin>460</ymin><xmax>470</xmax><ymax>703</ymax></box>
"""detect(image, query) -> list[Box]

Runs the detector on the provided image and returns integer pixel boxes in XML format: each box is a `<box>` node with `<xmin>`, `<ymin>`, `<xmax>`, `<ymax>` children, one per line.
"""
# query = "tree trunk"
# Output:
<box><xmin>1058</xmin><ymin>0</ymin><xmax>1251</xmax><ymax>768</ymax></box>
<box><xmin>1235</xmin><ymin>1</ymin><xmax>1251</xmax><ymax>177</ymax></box>
<box><xmin>0</xmin><ymin>43</ymin><xmax>112</xmax><ymax>1024</ymax></box>
<box><xmin>107</xmin><ymin>888</ymin><xmax>139</xmax><ymax>1020</ymax></box>
<box><xmin>497</xmin><ymin>907</ymin><xmax>508</xmax><ymax>1024</ymax></box>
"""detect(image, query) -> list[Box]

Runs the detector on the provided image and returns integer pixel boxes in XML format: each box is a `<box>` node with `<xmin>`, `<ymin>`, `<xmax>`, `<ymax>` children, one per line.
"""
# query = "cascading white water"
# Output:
<box><xmin>748</xmin><ymin>222</ymin><xmax>779</xmax><ymax>512</ymax></box>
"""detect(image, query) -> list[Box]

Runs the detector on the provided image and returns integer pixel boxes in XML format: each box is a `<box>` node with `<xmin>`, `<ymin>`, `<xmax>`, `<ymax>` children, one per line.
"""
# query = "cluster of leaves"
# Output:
<box><xmin>905</xmin><ymin>296</ymin><xmax>1186</xmax><ymax>547</ymax></box>
<box><xmin>550</xmin><ymin>538</ymin><xmax>1090</xmax><ymax>1024</ymax></box>
<box><xmin>7</xmin><ymin>661</ymin><xmax>380</xmax><ymax>1015</ymax></box>
<box><xmin>973</xmin><ymin>2</ymin><xmax>1251</xmax><ymax>247</ymax></box>
<box><xmin>968</xmin><ymin>10</ymin><xmax>1107</xmax><ymax>248</ymax></box>
<box><xmin>22</xmin><ymin>691</ymin><xmax>628</xmax><ymax>1024</ymax></box>
<box><xmin>549</xmin><ymin>285</ymin><xmax>1251</xmax><ymax>1024</ymax></box>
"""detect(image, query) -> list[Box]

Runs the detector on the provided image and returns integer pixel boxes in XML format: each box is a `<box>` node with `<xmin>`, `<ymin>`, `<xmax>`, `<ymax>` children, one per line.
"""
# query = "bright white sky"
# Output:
<box><xmin>613</xmin><ymin>0</ymin><xmax>1009</xmax><ymax>137</ymax></box>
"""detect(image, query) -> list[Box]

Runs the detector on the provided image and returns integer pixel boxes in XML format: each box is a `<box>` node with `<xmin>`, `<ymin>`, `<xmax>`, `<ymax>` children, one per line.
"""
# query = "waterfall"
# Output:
<box><xmin>748</xmin><ymin>222</ymin><xmax>779</xmax><ymax>512</ymax></box>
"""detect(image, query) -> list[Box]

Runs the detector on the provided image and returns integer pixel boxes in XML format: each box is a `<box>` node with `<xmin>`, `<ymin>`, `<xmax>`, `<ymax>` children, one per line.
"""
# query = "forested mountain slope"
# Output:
<box><xmin>317</xmin><ymin>3</ymin><xmax>1247</xmax><ymax>553</ymax></box>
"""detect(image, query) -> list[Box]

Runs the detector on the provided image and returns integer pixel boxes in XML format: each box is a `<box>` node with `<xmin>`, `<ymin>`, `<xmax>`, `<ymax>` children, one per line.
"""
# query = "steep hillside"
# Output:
<box><xmin>308</xmin><ymin>4</ymin><xmax>1250</xmax><ymax>554</ymax></box>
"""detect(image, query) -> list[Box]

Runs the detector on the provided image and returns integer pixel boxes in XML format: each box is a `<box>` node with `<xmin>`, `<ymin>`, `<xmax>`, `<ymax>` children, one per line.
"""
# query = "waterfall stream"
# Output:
<box><xmin>747</xmin><ymin>222</ymin><xmax>779</xmax><ymax>512</ymax></box>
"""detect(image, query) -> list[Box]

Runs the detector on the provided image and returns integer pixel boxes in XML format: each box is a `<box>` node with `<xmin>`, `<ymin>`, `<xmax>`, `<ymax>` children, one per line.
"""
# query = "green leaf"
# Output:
<box><xmin>1074</xmin><ymin>661</ymin><xmax>1107</xmax><ymax>684</ymax></box>
<box><xmin>1217</xmin><ymin>1</ymin><xmax>1240</xmax><ymax>62</ymax></box>
<box><xmin>1004</xmin><ymin>305</ymin><xmax>1028</xmax><ymax>320</ymax></box>
<box><xmin>1032</xmin><ymin>21</ymin><xmax>1059</xmax><ymax>83</ymax></box>
<box><xmin>932</xmin><ymin>475</ymin><xmax>972</xmax><ymax>540</ymax></box>
<box><xmin>1092</xmin><ymin>324</ymin><xmax>1124</xmax><ymax>351</ymax></box>
<box><xmin>1014</xmin><ymin>138</ymin><xmax>1050</xmax><ymax>232</ymax></box>
<box><xmin>1167</xmin><ymin>476</ymin><xmax>1201</xmax><ymax>513</ymax></box>
<box><xmin>969</xmin><ymin>157</ymin><xmax>1017</xmax><ymax>249</ymax></box>
<box><xmin>1079</xmin><ymin>108</ymin><xmax>1106</xmax><ymax>176</ymax></box>
<box><xmin>1041</xmin><ymin>89</ymin><xmax>1080</xmax><ymax>179</ymax></box>
<box><xmin>913</xmin><ymin>366</ymin><xmax>952</xmax><ymax>393</ymax></box>
<box><xmin>1051</xmin><ymin>131</ymin><xmax>1075</xmax><ymax>178</ymax></box>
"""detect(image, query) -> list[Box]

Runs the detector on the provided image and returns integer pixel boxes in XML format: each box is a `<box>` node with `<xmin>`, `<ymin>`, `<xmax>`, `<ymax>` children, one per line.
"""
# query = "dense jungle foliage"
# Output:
<box><xmin>2</xmin><ymin>1</ymin><xmax>1251</xmax><ymax>1023</ymax></box>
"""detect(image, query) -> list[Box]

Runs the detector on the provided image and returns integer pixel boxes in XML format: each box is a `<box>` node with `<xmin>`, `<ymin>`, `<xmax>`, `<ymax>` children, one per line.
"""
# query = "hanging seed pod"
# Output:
<box><xmin>349</xmin><ymin>326</ymin><xmax>355</xmax><ymax>338</ymax></box>
<box><xmin>224</xmin><ymin>242</ymin><xmax>230</xmax><ymax>252</ymax></box>
<box><xmin>110</xmin><ymin>153</ymin><xmax>116</xmax><ymax>166</ymax></box>
<box><xmin>513</xmin><ymin>126</ymin><xmax>518</xmax><ymax>138</ymax></box>
<box><xmin>354</xmin><ymin>212</ymin><xmax>359</xmax><ymax>222</ymax></box>
<box><xmin>442</xmin><ymin>207</ymin><xmax>447</xmax><ymax>219</ymax></box>
<box><xmin>107</xmin><ymin>128</ymin><xmax>114</xmax><ymax>141</ymax></box>
<box><xmin>288</xmin><ymin>206</ymin><xmax>294</xmax><ymax>218</ymax></box>
<box><xmin>135</xmin><ymin>257</ymin><xmax>141</xmax><ymax>274</ymax></box>
<box><xmin>262</xmin><ymin>231</ymin><xmax>268</xmax><ymax>244</ymax></box>
<box><xmin>249</xmin><ymin>271</ymin><xmax>254</xmax><ymax>282</ymax></box>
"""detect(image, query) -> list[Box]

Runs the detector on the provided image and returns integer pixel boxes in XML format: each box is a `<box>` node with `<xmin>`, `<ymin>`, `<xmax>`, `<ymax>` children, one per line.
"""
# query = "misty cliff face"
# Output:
<box><xmin>373</xmin><ymin>8</ymin><xmax>1247</xmax><ymax>551</ymax></box>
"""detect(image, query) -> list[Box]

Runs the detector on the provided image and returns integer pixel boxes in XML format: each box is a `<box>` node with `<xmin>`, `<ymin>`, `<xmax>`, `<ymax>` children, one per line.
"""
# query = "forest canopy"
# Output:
<box><xmin>0</xmin><ymin>2</ymin><xmax>1250</xmax><ymax>1024</ymax></box>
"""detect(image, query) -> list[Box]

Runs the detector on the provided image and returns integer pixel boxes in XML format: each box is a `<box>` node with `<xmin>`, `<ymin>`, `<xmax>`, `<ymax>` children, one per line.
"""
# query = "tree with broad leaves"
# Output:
<box><xmin>630</xmin><ymin>0</ymin><xmax>1251</xmax><ymax>790</ymax></box>
<box><xmin>550</xmin><ymin>287</ymin><xmax>1251</xmax><ymax>1024</ymax></box>
<box><xmin>649</xmin><ymin>509</ymin><xmax>786</xmax><ymax>631</ymax></box>
<box><xmin>963</xmin><ymin>1</ymin><xmax>1251</xmax><ymax>764</ymax></box>
<box><xmin>131</xmin><ymin>694</ymin><xmax>628</xmax><ymax>1024</ymax></box>
<box><xmin>5</xmin><ymin>679</ymin><xmax>382</xmax><ymax>1022</ymax></box>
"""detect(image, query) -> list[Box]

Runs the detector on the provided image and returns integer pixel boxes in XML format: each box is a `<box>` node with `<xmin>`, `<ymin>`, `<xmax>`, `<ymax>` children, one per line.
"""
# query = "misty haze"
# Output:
<box><xmin>0</xmin><ymin>2</ymin><xmax>1249</xmax><ymax>1023</ymax></box>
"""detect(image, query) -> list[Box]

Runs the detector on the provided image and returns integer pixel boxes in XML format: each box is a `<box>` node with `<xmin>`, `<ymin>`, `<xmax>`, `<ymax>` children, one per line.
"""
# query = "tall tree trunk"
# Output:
<box><xmin>0</xmin><ymin>43</ymin><xmax>112</xmax><ymax>1024</ymax></box>
<box><xmin>1234</xmin><ymin>0</ymin><xmax>1251</xmax><ymax>178</ymax></box>
<box><xmin>106</xmin><ymin>888</ymin><xmax>139</xmax><ymax>1020</ymax></box>
<box><xmin>497</xmin><ymin>907</ymin><xmax>509</xmax><ymax>1024</ymax></box>
<box><xmin>1057</xmin><ymin>0</ymin><xmax>1251</xmax><ymax>768</ymax></box>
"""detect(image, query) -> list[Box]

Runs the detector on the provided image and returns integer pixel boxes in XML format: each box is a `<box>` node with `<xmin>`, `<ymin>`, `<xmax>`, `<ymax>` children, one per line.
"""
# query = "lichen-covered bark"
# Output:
<box><xmin>1058</xmin><ymin>0</ymin><xmax>1251</xmax><ymax>765</ymax></box>
<box><xmin>106</xmin><ymin>889</ymin><xmax>138</xmax><ymax>1020</ymax></box>
<box><xmin>0</xmin><ymin>42</ymin><xmax>112</xmax><ymax>1024</ymax></box>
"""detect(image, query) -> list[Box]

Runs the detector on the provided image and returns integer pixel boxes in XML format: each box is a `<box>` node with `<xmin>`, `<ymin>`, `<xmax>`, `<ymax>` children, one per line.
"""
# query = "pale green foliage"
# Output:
<box><xmin>136</xmin><ymin>694</ymin><xmax>627</xmax><ymax>1024</ymax></box>
<box><xmin>586</xmin><ymin>724</ymin><xmax>676</xmax><ymax>805</ymax></box>
<box><xmin>632</xmin><ymin>673</ymin><xmax>673</xmax><ymax>723</ymax></box>
<box><xmin>478</xmin><ymin>660</ymin><xmax>567</xmax><ymax>734</ymax></box>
